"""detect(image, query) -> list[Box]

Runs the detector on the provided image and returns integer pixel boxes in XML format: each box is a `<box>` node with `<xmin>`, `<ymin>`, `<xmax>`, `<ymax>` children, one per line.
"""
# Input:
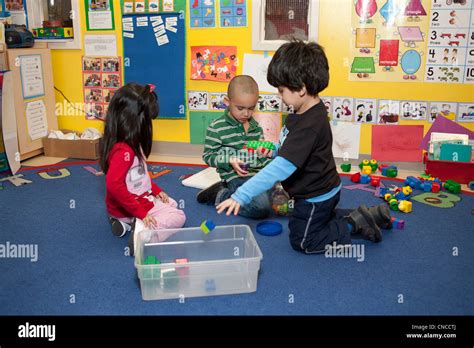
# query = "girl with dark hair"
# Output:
<box><xmin>100</xmin><ymin>83</ymin><xmax>185</xmax><ymax>255</ymax></box>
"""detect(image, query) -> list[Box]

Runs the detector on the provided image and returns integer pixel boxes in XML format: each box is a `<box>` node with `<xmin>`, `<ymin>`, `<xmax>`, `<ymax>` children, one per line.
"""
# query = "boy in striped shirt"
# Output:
<box><xmin>197</xmin><ymin>75</ymin><xmax>273</xmax><ymax>219</ymax></box>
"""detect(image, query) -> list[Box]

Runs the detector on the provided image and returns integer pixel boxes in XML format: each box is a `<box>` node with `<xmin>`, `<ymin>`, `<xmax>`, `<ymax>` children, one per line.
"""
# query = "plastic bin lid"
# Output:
<box><xmin>256</xmin><ymin>221</ymin><xmax>283</xmax><ymax>236</ymax></box>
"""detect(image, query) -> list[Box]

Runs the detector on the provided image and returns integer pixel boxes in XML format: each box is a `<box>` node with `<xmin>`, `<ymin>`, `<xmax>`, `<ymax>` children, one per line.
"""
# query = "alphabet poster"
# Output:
<box><xmin>190</xmin><ymin>46</ymin><xmax>238</xmax><ymax>81</ymax></box>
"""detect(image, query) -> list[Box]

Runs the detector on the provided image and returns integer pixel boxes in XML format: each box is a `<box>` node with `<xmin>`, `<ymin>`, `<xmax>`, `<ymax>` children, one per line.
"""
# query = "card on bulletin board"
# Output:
<box><xmin>372</xmin><ymin>125</ymin><xmax>424</xmax><ymax>162</ymax></box>
<box><xmin>190</xmin><ymin>46</ymin><xmax>238</xmax><ymax>82</ymax></box>
<box><xmin>85</xmin><ymin>0</ymin><xmax>115</xmax><ymax>30</ymax></box>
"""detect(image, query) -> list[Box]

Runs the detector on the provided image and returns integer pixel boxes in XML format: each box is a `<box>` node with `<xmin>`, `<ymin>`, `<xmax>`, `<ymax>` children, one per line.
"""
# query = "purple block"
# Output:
<box><xmin>397</xmin><ymin>220</ymin><xmax>405</xmax><ymax>229</ymax></box>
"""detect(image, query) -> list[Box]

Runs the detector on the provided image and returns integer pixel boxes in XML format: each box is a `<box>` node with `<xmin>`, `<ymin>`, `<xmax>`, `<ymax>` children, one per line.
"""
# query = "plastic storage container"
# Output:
<box><xmin>134</xmin><ymin>225</ymin><xmax>263</xmax><ymax>301</ymax></box>
<box><xmin>423</xmin><ymin>153</ymin><xmax>474</xmax><ymax>184</ymax></box>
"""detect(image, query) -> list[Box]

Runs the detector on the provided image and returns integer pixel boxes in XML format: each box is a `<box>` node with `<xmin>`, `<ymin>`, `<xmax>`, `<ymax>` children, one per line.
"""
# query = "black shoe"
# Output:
<box><xmin>128</xmin><ymin>218</ymin><xmax>136</xmax><ymax>257</ymax></box>
<box><xmin>197</xmin><ymin>181</ymin><xmax>225</xmax><ymax>204</ymax></box>
<box><xmin>110</xmin><ymin>217</ymin><xmax>129</xmax><ymax>237</ymax></box>
<box><xmin>368</xmin><ymin>204</ymin><xmax>392</xmax><ymax>229</ymax></box>
<box><xmin>347</xmin><ymin>205</ymin><xmax>382</xmax><ymax>243</ymax></box>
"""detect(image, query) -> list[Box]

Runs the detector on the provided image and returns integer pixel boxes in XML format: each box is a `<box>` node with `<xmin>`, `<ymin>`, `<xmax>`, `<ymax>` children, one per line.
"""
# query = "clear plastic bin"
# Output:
<box><xmin>134</xmin><ymin>225</ymin><xmax>263</xmax><ymax>301</ymax></box>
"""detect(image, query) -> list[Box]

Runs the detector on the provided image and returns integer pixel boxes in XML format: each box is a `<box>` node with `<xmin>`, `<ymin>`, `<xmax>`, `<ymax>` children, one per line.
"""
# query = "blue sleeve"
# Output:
<box><xmin>272</xmin><ymin>143</ymin><xmax>279</xmax><ymax>158</ymax></box>
<box><xmin>231</xmin><ymin>156</ymin><xmax>296</xmax><ymax>206</ymax></box>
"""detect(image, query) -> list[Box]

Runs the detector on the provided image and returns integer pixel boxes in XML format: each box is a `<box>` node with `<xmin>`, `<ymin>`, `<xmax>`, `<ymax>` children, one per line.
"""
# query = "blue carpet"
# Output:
<box><xmin>0</xmin><ymin>163</ymin><xmax>473</xmax><ymax>315</ymax></box>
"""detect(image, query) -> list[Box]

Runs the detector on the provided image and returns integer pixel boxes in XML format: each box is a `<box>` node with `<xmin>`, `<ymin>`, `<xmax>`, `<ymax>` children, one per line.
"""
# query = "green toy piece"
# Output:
<box><xmin>246</xmin><ymin>141</ymin><xmax>275</xmax><ymax>150</ymax></box>
<box><xmin>143</xmin><ymin>256</ymin><xmax>161</xmax><ymax>279</ymax></box>
<box><xmin>340</xmin><ymin>163</ymin><xmax>351</xmax><ymax>172</ymax></box>
<box><xmin>444</xmin><ymin>180</ymin><xmax>461</xmax><ymax>194</ymax></box>
<box><xmin>386</xmin><ymin>168</ymin><xmax>398</xmax><ymax>178</ymax></box>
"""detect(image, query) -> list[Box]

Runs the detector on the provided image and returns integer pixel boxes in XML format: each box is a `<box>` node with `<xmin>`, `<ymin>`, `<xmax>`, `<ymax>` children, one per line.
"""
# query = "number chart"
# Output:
<box><xmin>425</xmin><ymin>0</ymin><xmax>474</xmax><ymax>84</ymax></box>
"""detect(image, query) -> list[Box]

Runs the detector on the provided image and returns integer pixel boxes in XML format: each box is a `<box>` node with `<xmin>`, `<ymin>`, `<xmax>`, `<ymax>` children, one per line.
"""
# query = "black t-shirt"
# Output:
<box><xmin>278</xmin><ymin>101</ymin><xmax>341</xmax><ymax>199</ymax></box>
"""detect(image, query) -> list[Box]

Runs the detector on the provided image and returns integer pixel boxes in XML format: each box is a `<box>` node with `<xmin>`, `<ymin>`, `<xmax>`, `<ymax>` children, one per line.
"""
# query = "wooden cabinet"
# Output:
<box><xmin>3</xmin><ymin>47</ymin><xmax>57</xmax><ymax>162</ymax></box>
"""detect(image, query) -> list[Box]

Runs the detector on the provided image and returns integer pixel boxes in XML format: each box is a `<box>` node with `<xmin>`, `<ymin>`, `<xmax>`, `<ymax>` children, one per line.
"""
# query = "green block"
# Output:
<box><xmin>163</xmin><ymin>269</ymin><xmax>179</xmax><ymax>290</ymax></box>
<box><xmin>340</xmin><ymin>163</ymin><xmax>351</xmax><ymax>172</ymax></box>
<box><xmin>386</xmin><ymin>168</ymin><xmax>398</xmax><ymax>178</ymax></box>
<box><xmin>444</xmin><ymin>180</ymin><xmax>461</xmax><ymax>194</ymax></box>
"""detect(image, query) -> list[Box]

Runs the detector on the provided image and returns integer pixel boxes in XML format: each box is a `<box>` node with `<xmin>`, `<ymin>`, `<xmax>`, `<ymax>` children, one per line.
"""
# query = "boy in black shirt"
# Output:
<box><xmin>217</xmin><ymin>41</ymin><xmax>392</xmax><ymax>253</ymax></box>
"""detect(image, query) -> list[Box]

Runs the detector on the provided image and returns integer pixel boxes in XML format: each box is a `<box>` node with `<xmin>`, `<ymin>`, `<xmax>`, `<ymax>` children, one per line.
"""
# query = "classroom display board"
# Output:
<box><xmin>350</xmin><ymin>0</ymin><xmax>474</xmax><ymax>84</ymax></box>
<box><xmin>122</xmin><ymin>10</ymin><xmax>186</xmax><ymax>118</ymax></box>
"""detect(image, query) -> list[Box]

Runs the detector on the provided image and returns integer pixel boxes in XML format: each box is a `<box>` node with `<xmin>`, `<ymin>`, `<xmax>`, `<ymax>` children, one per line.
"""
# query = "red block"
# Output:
<box><xmin>351</xmin><ymin>172</ymin><xmax>361</xmax><ymax>183</ymax></box>
<box><xmin>370</xmin><ymin>177</ymin><xmax>380</xmax><ymax>187</ymax></box>
<box><xmin>431</xmin><ymin>182</ymin><xmax>441</xmax><ymax>193</ymax></box>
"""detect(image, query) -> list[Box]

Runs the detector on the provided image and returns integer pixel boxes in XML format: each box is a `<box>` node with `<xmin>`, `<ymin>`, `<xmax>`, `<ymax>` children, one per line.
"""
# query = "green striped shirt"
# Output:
<box><xmin>203</xmin><ymin>109</ymin><xmax>272</xmax><ymax>183</ymax></box>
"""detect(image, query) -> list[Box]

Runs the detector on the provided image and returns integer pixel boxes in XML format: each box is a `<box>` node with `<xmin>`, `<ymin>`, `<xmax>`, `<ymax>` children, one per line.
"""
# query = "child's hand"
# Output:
<box><xmin>143</xmin><ymin>214</ymin><xmax>158</xmax><ymax>230</ymax></box>
<box><xmin>229</xmin><ymin>157</ymin><xmax>248</xmax><ymax>177</ymax></box>
<box><xmin>157</xmin><ymin>191</ymin><xmax>169</xmax><ymax>203</ymax></box>
<box><xmin>256</xmin><ymin>146</ymin><xmax>273</xmax><ymax>158</ymax></box>
<box><xmin>216</xmin><ymin>198</ymin><xmax>241</xmax><ymax>216</ymax></box>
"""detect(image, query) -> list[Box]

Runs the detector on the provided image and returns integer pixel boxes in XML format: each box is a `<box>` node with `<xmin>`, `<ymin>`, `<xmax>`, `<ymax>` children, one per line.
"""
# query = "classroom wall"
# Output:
<box><xmin>53</xmin><ymin>0</ymin><xmax>473</xmax><ymax>154</ymax></box>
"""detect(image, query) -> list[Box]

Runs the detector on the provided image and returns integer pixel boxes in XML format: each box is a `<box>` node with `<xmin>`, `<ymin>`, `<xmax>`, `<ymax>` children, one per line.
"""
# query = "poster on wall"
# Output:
<box><xmin>220</xmin><ymin>0</ymin><xmax>247</xmax><ymax>27</ymax></box>
<box><xmin>25</xmin><ymin>100</ymin><xmax>48</xmax><ymax>141</ymax></box>
<box><xmin>122</xmin><ymin>0</ymin><xmax>185</xmax><ymax>14</ymax></box>
<box><xmin>85</xmin><ymin>0</ymin><xmax>115</xmax><ymax>30</ymax></box>
<box><xmin>190</xmin><ymin>46</ymin><xmax>238</xmax><ymax>81</ymax></box>
<box><xmin>457</xmin><ymin>103</ymin><xmax>474</xmax><ymax>122</ymax></box>
<box><xmin>428</xmin><ymin>101</ymin><xmax>457</xmax><ymax>123</ymax></box>
<box><xmin>189</xmin><ymin>0</ymin><xmax>216</xmax><ymax>28</ymax></box>
<box><xmin>350</xmin><ymin>0</ymin><xmax>430</xmax><ymax>82</ymax></box>
<box><xmin>425</xmin><ymin>0</ymin><xmax>474</xmax><ymax>84</ymax></box>
<box><xmin>82</xmin><ymin>56</ymin><xmax>122</xmax><ymax>120</ymax></box>
<box><xmin>19</xmin><ymin>55</ymin><xmax>45</xmax><ymax>99</ymax></box>
<box><xmin>209</xmin><ymin>92</ymin><xmax>227</xmax><ymax>110</ymax></box>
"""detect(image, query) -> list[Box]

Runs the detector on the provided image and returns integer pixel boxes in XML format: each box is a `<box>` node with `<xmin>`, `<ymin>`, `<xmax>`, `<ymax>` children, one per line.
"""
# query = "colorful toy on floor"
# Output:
<box><xmin>271</xmin><ymin>184</ymin><xmax>293</xmax><ymax>216</ymax></box>
<box><xmin>398</xmin><ymin>200</ymin><xmax>412</xmax><ymax>213</ymax></box>
<box><xmin>444</xmin><ymin>180</ymin><xmax>461</xmax><ymax>194</ymax></box>
<box><xmin>391</xmin><ymin>217</ymin><xmax>405</xmax><ymax>229</ymax></box>
<box><xmin>256</xmin><ymin>221</ymin><xmax>283</xmax><ymax>236</ymax></box>
<box><xmin>340</xmin><ymin>163</ymin><xmax>351</xmax><ymax>172</ymax></box>
<box><xmin>381</xmin><ymin>165</ymin><xmax>398</xmax><ymax>178</ymax></box>
<box><xmin>200</xmin><ymin>219</ymin><xmax>216</xmax><ymax>234</ymax></box>
<box><xmin>468</xmin><ymin>181</ymin><xmax>474</xmax><ymax>190</ymax></box>
<box><xmin>360</xmin><ymin>174</ymin><xmax>371</xmax><ymax>184</ymax></box>
<box><xmin>350</xmin><ymin>172</ymin><xmax>361</xmax><ymax>183</ymax></box>
<box><xmin>359</xmin><ymin>159</ymin><xmax>378</xmax><ymax>173</ymax></box>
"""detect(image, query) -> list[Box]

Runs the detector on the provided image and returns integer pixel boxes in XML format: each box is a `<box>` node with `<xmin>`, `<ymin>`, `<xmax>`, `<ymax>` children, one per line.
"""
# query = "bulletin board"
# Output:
<box><xmin>122</xmin><ymin>11</ymin><xmax>186</xmax><ymax>119</ymax></box>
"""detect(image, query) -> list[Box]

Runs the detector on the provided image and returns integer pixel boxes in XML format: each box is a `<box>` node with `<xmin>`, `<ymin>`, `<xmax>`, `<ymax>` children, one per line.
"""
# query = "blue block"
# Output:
<box><xmin>421</xmin><ymin>181</ymin><xmax>432</xmax><ymax>192</ymax></box>
<box><xmin>206</xmin><ymin>220</ymin><xmax>216</xmax><ymax>230</ymax></box>
<box><xmin>379</xmin><ymin>188</ymin><xmax>389</xmax><ymax>197</ymax></box>
<box><xmin>405</xmin><ymin>176</ymin><xmax>421</xmax><ymax>190</ymax></box>
<box><xmin>205</xmin><ymin>279</ymin><xmax>216</xmax><ymax>292</ymax></box>
<box><xmin>468</xmin><ymin>181</ymin><xmax>474</xmax><ymax>190</ymax></box>
<box><xmin>360</xmin><ymin>174</ymin><xmax>371</xmax><ymax>184</ymax></box>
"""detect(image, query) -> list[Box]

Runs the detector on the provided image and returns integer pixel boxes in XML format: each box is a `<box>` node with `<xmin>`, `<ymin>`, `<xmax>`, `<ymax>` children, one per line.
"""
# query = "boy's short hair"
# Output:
<box><xmin>227</xmin><ymin>75</ymin><xmax>259</xmax><ymax>100</ymax></box>
<box><xmin>267</xmin><ymin>40</ymin><xmax>329</xmax><ymax>96</ymax></box>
